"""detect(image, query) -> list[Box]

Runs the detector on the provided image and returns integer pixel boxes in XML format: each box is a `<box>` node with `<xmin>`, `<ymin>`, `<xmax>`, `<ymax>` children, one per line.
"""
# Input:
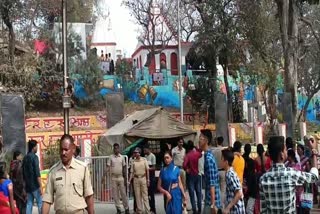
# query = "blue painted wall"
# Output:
<box><xmin>72</xmin><ymin>68</ymin><xmax>320</xmax><ymax>123</ymax></box>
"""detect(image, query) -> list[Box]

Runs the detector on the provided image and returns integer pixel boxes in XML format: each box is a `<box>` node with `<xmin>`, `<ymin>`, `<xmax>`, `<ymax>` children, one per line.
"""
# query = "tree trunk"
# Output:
<box><xmin>208</xmin><ymin>54</ymin><xmax>217</xmax><ymax>123</ymax></box>
<box><xmin>223</xmin><ymin>64</ymin><xmax>233</xmax><ymax>122</ymax></box>
<box><xmin>8</xmin><ymin>26</ymin><xmax>15</xmax><ymax>65</ymax></box>
<box><xmin>276</xmin><ymin>0</ymin><xmax>299</xmax><ymax>134</ymax></box>
<box><xmin>1</xmin><ymin>11</ymin><xmax>15</xmax><ymax>65</ymax></box>
<box><xmin>297</xmin><ymin>95</ymin><xmax>313</xmax><ymax>122</ymax></box>
<box><xmin>266</xmin><ymin>88</ymin><xmax>277</xmax><ymax>135</ymax></box>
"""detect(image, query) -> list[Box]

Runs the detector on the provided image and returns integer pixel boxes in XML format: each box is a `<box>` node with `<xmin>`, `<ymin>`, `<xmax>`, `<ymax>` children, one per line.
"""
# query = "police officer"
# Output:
<box><xmin>42</xmin><ymin>134</ymin><xmax>94</xmax><ymax>214</ymax></box>
<box><xmin>129</xmin><ymin>147</ymin><xmax>151</xmax><ymax>214</ymax></box>
<box><xmin>106</xmin><ymin>143</ymin><xmax>129</xmax><ymax>214</ymax></box>
<box><xmin>144</xmin><ymin>144</ymin><xmax>157</xmax><ymax>214</ymax></box>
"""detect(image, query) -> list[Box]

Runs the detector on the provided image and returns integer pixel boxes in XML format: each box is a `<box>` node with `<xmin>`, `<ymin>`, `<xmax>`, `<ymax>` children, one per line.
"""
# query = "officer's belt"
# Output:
<box><xmin>134</xmin><ymin>174</ymin><xmax>146</xmax><ymax>178</ymax></box>
<box><xmin>56</xmin><ymin>209</ymin><xmax>84</xmax><ymax>214</ymax></box>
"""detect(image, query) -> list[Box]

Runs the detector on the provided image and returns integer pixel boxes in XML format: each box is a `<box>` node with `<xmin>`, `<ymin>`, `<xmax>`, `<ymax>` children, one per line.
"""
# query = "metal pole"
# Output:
<box><xmin>62</xmin><ymin>0</ymin><xmax>69</xmax><ymax>134</ymax></box>
<box><xmin>192</xmin><ymin>91</ymin><xmax>194</xmax><ymax>129</ymax></box>
<box><xmin>178</xmin><ymin>0</ymin><xmax>183</xmax><ymax>123</ymax></box>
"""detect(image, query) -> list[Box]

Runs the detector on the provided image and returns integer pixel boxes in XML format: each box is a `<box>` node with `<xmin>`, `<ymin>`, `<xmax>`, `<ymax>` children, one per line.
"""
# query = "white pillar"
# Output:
<box><xmin>37</xmin><ymin>143</ymin><xmax>42</xmax><ymax>170</ymax></box>
<box><xmin>255</xmin><ymin>125</ymin><xmax>264</xmax><ymax>144</ymax></box>
<box><xmin>278</xmin><ymin>124</ymin><xmax>286</xmax><ymax>140</ymax></box>
<box><xmin>81</xmin><ymin>138</ymin><xmax>92</xmax><ymax>164</ymax></box>
<box><xmin>166</xmin><ymin>51</ymin><xmax>171</xmax><ymax>70</ymax></box>
<box><xmin>243</xmin><ymin>100</ymin><xmax>248</xmax><ymax>122</ymax></box>
<box><xmin>155</xmin><ymin>53</ymin><xmax>160</xmax><ymax>70</ymax></box>
<box><xmin>229</xmin><ymin>126</ymin><xmax>236</xmax><ymax>147</ymax></box>
<box><xmin>299</xmin><ymin>122</ymin><xmax>307</xmax><ymax>140</ymax></box>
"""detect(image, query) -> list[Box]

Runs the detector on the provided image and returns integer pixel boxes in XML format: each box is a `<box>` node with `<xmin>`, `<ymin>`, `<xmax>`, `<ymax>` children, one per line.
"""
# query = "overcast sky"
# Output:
<box><xmin>105</xmin><ymin>0</ymin><xmax>138</xmax><ymax>57</ymax></box>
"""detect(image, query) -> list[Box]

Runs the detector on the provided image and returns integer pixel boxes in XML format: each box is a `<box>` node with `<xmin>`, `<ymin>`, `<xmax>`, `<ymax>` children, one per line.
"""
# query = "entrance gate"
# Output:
<box><xmin>80</xmin><ymin>155</ymin><xmax>129</xmax><ymax>203</ymax></box>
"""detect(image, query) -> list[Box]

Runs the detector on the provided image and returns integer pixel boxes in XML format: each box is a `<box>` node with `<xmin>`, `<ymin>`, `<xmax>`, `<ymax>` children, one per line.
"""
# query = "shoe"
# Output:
<box><xmin>116</xmin><ymin>209</ymin><xmax>121</xmax><ymax>214</ymax></box>
<box><xmin>125</xmin><ymin>209</ymin><xmax>130</xmax><ymax>214</ymax></box>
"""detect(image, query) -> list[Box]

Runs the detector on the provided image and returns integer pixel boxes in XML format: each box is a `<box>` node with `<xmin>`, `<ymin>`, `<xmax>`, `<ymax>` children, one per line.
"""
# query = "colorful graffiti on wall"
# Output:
<box><xmin>26</xmin><ymin>115</ymin><xmax>107</xmax><ymax>132</ymax></box>
<box><xmin>26</xmin><ymin>115</ymin><xmax>107</xmax><ymax>169</ymax></box>
<box><xmin>72</xmin><ymin>67</ymin><xmax>320</xmax><ymax>124</ymax></box>
<box><xmin>298</xmin><ymin>94</ymin><xmax>320</xmax><ymax>122</ymax></box>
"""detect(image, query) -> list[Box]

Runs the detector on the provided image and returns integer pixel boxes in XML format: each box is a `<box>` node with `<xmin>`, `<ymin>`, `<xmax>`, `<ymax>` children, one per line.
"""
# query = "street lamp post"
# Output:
<box><xmin>62</xmin><ymin>0</ymin><xmax>70</xmax><ymax>135</ymax></box>
<box><xmin>188</xmin><ymin>83</ymin><xmax>196</xmax><ymax>128</ymax></box>
<box><xmin>177</xmin><ymin>0</ymin><xmax>183</xmax><ymax>123</ymax></box>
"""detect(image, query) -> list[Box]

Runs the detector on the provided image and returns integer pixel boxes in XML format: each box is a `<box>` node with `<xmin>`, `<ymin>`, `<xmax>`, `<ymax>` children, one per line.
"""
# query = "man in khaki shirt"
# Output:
<box><xmin>42</xmin><ymin>134</ymin><xmax>94</xmax><ymax>214</ymax></box>
<box><xmin>129</xmin><ymin>147</ymin><xmax>150</xmax><ymax>214</ymax></box>
<box><xmin>105</xmin><ymin>143</ymin><xmax>129</xmax><ymax>214</ymax></box>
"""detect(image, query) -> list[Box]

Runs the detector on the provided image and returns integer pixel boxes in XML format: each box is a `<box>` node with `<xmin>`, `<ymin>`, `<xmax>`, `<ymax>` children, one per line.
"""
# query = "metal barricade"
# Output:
<box><xmin>80</xmin><ymin>155</ymin><xmax>129</xmax><ymax>204</ymax></box>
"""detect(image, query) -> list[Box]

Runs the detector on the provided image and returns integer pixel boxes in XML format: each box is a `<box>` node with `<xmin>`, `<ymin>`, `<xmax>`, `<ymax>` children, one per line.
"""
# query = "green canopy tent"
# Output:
<box><xmin>121</xmin><ymin>138</ymin><xmax>144</xmax><ymax>155</ymax></box>
<box><xmin>99</xmin><ymin>108</ymin><xmax>196</xmax><ymax>154</ymax></box>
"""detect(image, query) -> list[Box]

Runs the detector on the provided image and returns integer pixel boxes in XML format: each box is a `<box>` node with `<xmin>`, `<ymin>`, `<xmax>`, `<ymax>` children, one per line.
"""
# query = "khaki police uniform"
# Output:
<box><xmin>43</xmin><ymin>158</ymin><xmax>93</xmax><ymax>214</ymax></box>
<box><xmin>107</xmin><ymin>154</ymin><xmax>129</xmax><ymax>211</ymax></box>
<box><xmin>131</xmin><ymin>158</ymin><xmax>150</xmax><ymax>214</ymax></box>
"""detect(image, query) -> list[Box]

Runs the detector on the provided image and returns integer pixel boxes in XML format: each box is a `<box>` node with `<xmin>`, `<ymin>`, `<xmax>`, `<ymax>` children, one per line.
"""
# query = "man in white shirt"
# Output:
<box><xmin>172</xmin><ymin>137</ymin><xmax>186</xmax><ymax>189</ymax></box>
<box><xmin>144</xmin><ymin>144</ymin><xmax>157</xmax><ymax>213</ymax></box>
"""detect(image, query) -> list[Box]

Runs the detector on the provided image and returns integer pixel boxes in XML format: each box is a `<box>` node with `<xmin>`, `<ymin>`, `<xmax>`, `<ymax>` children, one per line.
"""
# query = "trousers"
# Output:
<box><xmin>26</xmin><ymin>189</ymin><xmax>42</xmax><ymax>214</ymax></box>
<box><xmin>148</xmin><ymin>172</ymin><xmax>156</xmax><ymax>213</ymax></box>
<box><xmin>133</xmin><ymin>177</ymin><xmax>150</xmax><ymax>214</ymax></box>
<box><xmin>187</xmin><ymin>174</ymin><xmax>202</xmax><ymax>212</ymax></box>
<box><xmin>111</xmin><ymin>178</ymin><xmax>129</xmax><ymax>210</ymax></box>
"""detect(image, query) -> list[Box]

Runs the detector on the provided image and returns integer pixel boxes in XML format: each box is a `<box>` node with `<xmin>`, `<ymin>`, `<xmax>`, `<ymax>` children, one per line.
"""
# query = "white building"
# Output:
<box><xmin>131</xmin><ymin>3</ymin><xmax>192</xmax><ymax>75</ymax></box>
<box><xmin>90</xmin><ymin>0</ymin><xmax>117</xmax><ymax>61</ymax></box>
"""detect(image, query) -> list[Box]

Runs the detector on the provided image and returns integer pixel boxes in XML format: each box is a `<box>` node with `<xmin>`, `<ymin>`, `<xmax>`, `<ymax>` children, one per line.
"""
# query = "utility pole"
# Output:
<box><xmin>178</xmin><ymin>0</ymin><xmax>183</xmax><ymax>123</ymax></box>
<box><xmin>62</xmin><ymin>0</ymin><xmax>71</xmax><ymax>134</ymax></box>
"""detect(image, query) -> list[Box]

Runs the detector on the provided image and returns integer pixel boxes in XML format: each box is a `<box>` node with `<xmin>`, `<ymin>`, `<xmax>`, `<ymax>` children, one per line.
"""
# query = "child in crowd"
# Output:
<box><xmin>222</xmin><ymin>149</ymin><xmax>245</xmax><ymax>214</ymax></box>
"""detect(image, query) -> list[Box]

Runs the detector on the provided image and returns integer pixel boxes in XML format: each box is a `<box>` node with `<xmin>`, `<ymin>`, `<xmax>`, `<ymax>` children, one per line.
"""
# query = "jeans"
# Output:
<box><xmin>187</xmin><ymin>174</ymin><xmax>202</xmax><ymax>212</ymax></box>
<box><xmin>26</xmin><ymin>189</ymin><xmax>42</xmax><ymax>214</ymax></box>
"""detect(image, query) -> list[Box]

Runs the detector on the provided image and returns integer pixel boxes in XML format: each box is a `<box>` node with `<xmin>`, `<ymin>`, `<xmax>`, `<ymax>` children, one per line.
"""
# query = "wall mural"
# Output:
<box><xmin>72</xmin><ymin>67</ymin><xmax>320</xmax><ymax>124</ymax></box>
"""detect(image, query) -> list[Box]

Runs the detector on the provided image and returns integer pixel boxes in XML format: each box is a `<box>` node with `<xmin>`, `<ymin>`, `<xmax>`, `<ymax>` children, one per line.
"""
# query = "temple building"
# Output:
<box><xmin>131</xmin><ymin>3</ymin><xmax>192</xmax><ymax>75</ymax></box>
<box><xmin>90</xmin><ymin>1</ymin><xmax>117</xmax><ymax>60</ymax></box>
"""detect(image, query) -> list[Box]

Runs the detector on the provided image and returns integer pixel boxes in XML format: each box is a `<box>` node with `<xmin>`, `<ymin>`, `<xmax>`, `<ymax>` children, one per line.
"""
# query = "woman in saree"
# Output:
<box><xmin>157</xmin><ymin>152</ymin><xmax>186</xmax><ymax>214</ymax></box>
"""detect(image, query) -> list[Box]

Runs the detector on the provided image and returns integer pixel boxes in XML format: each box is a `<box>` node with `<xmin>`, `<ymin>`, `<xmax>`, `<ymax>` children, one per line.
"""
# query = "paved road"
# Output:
<box><xmin>32</xmin><ymin>193</ymin><xmax>196</xmax><ymax>214</ymax></box>
<box><xmin>33</xmin><ymin>194</ymin><xmax>320</xmax><ymax>214</ymax></box>
<box><xmin>32</xmin><ymin>195</ymin><xmax>163</xmax><ymax>214</ymax></box>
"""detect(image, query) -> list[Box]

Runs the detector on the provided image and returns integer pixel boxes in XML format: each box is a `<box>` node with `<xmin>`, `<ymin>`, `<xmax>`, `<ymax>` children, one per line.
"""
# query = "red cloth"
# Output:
<box><xmin>0</xmin><ymin>192</ymin><xmax>19</xmax><ymax>214</ymax></box>
<box><xmin>34</xmin><ymin>40</ymin><xmax>48</xmax><ymax>55</ymax></box>
<box><xmin>254</xmin><ymin>156</ymin><xmax>271</xmax><ymax>173</ymax></box>
<box><xmin>183</xmin><ymin>149</ymin><xmax>202</xmax><ymax>176</ymax></box>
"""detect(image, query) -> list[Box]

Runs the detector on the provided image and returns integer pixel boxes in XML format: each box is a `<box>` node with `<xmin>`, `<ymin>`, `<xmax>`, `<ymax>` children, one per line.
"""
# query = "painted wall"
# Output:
<box><xmin>72</xmin><ymin>67</ymin><xmax>320</xmax><ymax>124</ymax></box>
<box><xmin>26</xmin><ymin>115</ymin><xmax>106</xmax><ymax>169</ymax></box>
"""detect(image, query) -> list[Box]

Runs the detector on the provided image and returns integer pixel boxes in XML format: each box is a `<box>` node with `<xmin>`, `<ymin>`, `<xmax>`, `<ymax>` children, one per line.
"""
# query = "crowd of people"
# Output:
<box><xmin>0</xmin><ymin>135</ymin><xmax>94</xmax><ymax>214</ymax></box>
<box><xmin>0</xmin><ymin>131</ymin><xmax>319</xmax><ymax>214</ymax></box>
<box><xmin>0</xmin><ymin>140</ymin><xmax>43</xmax><ymax>214</ymax></box>
<box><xmin>119</xmin><ymin>130</ymin><xmax>319</xmax><ymax>214</ymax></box>
<box><xmin>100</xmin><ymin>50</ymin><xmax>115</xmax><ymax>74</ymax></box>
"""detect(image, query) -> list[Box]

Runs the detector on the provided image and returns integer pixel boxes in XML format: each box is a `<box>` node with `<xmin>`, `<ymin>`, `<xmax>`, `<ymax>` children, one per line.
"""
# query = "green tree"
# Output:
<box><xmin>191</xmin><ymin>0</ymin><xmax>241</xmax><ymax>122</ymax></box>
<box><xmin>0</xmin><ymin>0</ymin><xmax>99</xmax><ymax>110</ymax></box>
<box><xmin>238</xmin><ymin>0</ymin><xmax>282</xmax><ymax>134</ymax></box>
<box><xmin>297</xmin><ymin>3</ymin><xmax>320</xmax><ymax>121</ymax></box>
<box><xmin>123</xmin><ymin>0</ymin><xmax>176</xmax><ymax>67</ymax></box>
